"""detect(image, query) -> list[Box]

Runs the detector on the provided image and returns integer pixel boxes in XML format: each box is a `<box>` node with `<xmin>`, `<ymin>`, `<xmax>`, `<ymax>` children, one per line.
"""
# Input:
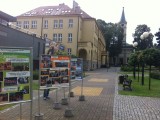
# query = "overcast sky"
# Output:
<box><xmin>1</xmin><ymin>0</ymin><xmax>160</xmax><ymax>44</ymax></box>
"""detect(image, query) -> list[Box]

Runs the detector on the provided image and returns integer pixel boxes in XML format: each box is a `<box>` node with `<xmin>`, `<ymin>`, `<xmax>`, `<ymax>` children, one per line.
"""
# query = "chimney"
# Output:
<box><xmin>73</xmin><ymin>0</ymin><xmax>81</xmax><ymax>13</ymax></box>
<box><xmin>73</xmin><ymin>0</ymin><xmax>79</xmax><ymax>10</ymax></box>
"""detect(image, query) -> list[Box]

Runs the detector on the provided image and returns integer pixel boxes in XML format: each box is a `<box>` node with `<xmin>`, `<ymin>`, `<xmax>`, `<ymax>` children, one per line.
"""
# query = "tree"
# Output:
<box><xmin>154</xmin><ymin>28</ymin><xmax>160</xmax><ymax>47</ymax></box>
<box><xmin>128</xmin><ymin>52</ymin><xmax>137</xmax><ymax>79</ymax></box>
<box><xmin>128</xmin><ymin>51</ymin><xmax>141</xmax><ymax>81</ymax></box>
<box><xmin>132</xmin><ymin>24</ymin><xmax>153</xmax><ymax>50</ymax></box>
<box><xmin>143</xmin><ymin>48</ymin><xmax>160</xmax><ymax>90</ymax></box>
<box><xmin>97</xmin><ymin>19</ymin><xmax>124</xmax><ymax>65</ymax></box>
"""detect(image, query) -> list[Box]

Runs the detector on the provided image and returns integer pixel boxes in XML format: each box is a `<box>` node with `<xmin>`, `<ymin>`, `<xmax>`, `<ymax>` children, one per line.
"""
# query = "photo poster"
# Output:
<box><xmin>40</xmin><ymin>55</ymin><xmax>71</xmax><ymax>88</ymax></box>
<box><xmin>71</xmin><ymin>58</ymin><xmax>83</xmax><ymax>80</ymax></box>
<box><xmin>70</xmin><ymin>58</ymin><xmax>77</xmax><ymax>79</ymax></box>
<box><xmin>0</xmin><ymin>47</ymin><xmax>32</xmax><ymax>104</ymax></box>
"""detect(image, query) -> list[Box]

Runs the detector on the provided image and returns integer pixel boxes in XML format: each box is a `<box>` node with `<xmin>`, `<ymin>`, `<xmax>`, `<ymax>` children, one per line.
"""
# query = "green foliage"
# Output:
<box><xmin>32</xmin><ymin>81</ymin><xmax>39</xmax><ymax>90</ymax></box>
<box><xmin>132</xmin><ymin>24</ymin><xmax>153</xmax><ymax>50</ymax></box>
<box><xmin>96</xmin><ymin>19</ymin><xmax>124</xmax><ymax>57</ymax></box>
<box><xmin>150</xmin><ymin>71</ymin><xmax>160</xmax><ymax>80</ymax></box>
<box><xmin>120</xmin><ymin>65</ymin><xmax>133</xmax><ymax>71</ymax></box>
<box><xmin>33</xmin><ymin>70</ymin><xmax>39</xmax><ymax>80</ymax></box>
<box><xmin>54</xmin><ymin>50</ymin><xmax>68</xmax><ymax>55</ymax></box>
<box><xmin>154</xmin><ymin>28</ymin><xmax>160</xmax><ymax>47</ymax></box>
<box><xmin>71</xmin><ymin>54</ymin><xmax>78</xmax><ymax>58</ymax></box>
<box><xmin>143</xmin><ymin>48</ymin><xmax>160</xmax><ymax>67</ymax></box>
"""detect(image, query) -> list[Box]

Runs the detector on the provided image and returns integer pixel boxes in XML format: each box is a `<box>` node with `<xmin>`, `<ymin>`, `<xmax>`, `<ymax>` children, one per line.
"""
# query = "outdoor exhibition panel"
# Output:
<box><xmin>40</xmin><ymin>55</ymin><xmax>71</xmax><ymax>89</ymax></box>
<box><xmin>0</xmin><ymin>47</ymin><xmax>32</xmax><ymax>105</ymax></box>
<box><xmin>71</xmin><ymin>58</ymin><xmax>83</xmax><ymax>80</ymax></box>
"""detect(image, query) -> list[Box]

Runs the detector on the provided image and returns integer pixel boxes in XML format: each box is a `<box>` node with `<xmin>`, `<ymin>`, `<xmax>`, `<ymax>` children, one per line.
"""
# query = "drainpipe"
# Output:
<box><xmin>41</xmin><ymin>17</ymin><xmax>44</xmax><ymax>38</ymax></box>
<box><xmin>91</xmin><ymin>43</ymin><xmax>93</xmax><ymax>70</ymax></box>
<box><xmin>97</xmin><ymin>40</ymin><xmax>99</xmax><ymax>69</ymax></box>
<box><xmin>76</xmin><ymin>16</ymin><xmax>79</xmax><ymax>56</ymax></box>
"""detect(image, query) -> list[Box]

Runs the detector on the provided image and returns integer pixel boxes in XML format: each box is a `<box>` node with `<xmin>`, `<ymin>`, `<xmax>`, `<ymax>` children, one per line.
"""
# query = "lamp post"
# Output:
<box><xmin>140</xmin><ymin>32</ymin><xmax>150</xmax><ymax>85</ymax></box>
<box><xmin>111</xmin><ymin>36</ymin><xmax>118</xmax><ymax>66</ymax></box>
<box><xmin>133</xmin><ymin>42</ymin><xmax>138</xmax><ymax>79</ymax></box>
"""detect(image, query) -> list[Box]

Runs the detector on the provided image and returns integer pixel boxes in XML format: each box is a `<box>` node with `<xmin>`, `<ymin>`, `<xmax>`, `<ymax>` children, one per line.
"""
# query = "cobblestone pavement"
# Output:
<box><xmin>1</xmin><ymin>67</ymin><xmax>160</xmax><ymax>120</ymax></box>
<box><xmin>0</xmin><ymin>68</ymin><xmax>116</xmax><ymax>120</ymax></box>
<box><xmin>113</xmin><ymin>68</ymin><xmax>160</xmax><ymax>120</ymax></box>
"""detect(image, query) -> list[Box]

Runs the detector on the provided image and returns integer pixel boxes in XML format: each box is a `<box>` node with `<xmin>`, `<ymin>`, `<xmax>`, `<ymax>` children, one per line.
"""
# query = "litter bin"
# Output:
<box><xmin>119</xmin><ymin>75</ymin><xmax>124</xmax><ymax>84</ymax></box>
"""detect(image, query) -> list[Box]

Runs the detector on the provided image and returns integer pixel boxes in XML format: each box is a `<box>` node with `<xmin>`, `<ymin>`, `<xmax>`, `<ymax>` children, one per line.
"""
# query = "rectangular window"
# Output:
<box><xmin>68</xmin><ymin>19</ymin><xmax>73</xmax><ymax>28</ymax></box>
<box><xmin>58</xmin><ymin>33</ymin><xmax>62</xmax><ymax>42</ymax></box>
<box><xmin>59</xmin><ymin>19</ymin><xmax>63</xmax><ymax>28</ymax></box>
<box><xmin>53</xmin><ymin>34</ymin><xmax>57</xmax><ymax>42</ymax></box>
<box><xmin>23</xmin><ymin>21</ymin><xmax>29</xmax><ymax>29</ymax></box>
<box><xmin>44</xmin><ymin>20</ymin><xmax>48</xmax><ymax>28</ymax></box>
<box><xmin>54</xmin><ymin>20</ymin><xmax>58</xmax><ymax>28</ymax></box>
<box><xmin>16</xmin><ymin>21</ymin><xmax>21</xmax><ymax>29</ymax></box>
<box><xmin>31</xmin><ymin>20</ymin><xmax>37</xmax><ymax>29</ymax></box>
<box><xmin>67</xmin><ymin>48</ymin><xmax>72</xmax><ymax>55</ymax></box>
<box><xmin>68</xmin><ymin>33</ymin><xmax>72</xmax><ymax>42</ymax></box>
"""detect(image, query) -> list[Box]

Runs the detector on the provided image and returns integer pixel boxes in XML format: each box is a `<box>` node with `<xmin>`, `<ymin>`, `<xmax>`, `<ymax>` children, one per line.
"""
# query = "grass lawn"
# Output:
<box><xmin>32</xmin><ymin>80</ymin><xmax>39</xmax><ymax>90</ymax></box>
<box><xmin>119</xmin><ymin>75</ymin><xmax>160</xmax><ymax>98</ymax></box>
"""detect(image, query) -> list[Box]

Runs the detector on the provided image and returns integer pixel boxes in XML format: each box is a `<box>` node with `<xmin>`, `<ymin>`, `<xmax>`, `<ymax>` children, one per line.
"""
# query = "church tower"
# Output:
<box><xmin>117</xmin><ymin>7</ymin><xmax>130</xmax><ymax>65</ymax></box>
<box><xmin>119</xmin><ymin>7</ymin><xmax>127</xmax><ymax>46</ymax></box>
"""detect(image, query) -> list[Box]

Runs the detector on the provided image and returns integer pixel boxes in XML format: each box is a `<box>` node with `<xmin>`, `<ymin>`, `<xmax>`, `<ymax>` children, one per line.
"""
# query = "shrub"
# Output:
<box><xmin>120</xmin><ymin>65</ymin><xmax>133</xmax><ymax>71</ymax></box>
<box><xmin>150</xmin><ymin>71</ymin><xmax>160</xmax><ymax>80</ymax></box>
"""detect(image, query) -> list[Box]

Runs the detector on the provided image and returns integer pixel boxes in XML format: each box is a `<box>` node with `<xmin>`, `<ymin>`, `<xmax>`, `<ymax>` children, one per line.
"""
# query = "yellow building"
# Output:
<box><xmin>14</xmin><ymin>2</ymin><xmax>107</xmax><ymax>70</ymax></box>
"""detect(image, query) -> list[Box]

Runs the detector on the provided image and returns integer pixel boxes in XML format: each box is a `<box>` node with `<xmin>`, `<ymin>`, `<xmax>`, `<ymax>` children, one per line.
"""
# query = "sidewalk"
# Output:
<box><xmin>0</xmin><ymin>67</ymin><xmax>160</xmax><ymax>120</ymax></box>
<box><xmin>0</xmin><ymin>68</ymin><xmax>117</xmax><ymax>120</ymax></box>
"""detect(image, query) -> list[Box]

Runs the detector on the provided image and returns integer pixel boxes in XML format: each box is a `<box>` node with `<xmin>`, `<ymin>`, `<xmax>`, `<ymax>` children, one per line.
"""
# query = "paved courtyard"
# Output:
<box><xmin>0</xmin><ymin>67</ymin><xmax>160</xmax><ymax>120</ymax></box>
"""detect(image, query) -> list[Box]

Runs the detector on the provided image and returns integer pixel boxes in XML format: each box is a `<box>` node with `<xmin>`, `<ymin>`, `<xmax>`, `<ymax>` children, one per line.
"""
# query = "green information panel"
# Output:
<box><xmin>0</xmin><ymin>47</ymin><xmax>32</xmax><ymax>104</ymax></box>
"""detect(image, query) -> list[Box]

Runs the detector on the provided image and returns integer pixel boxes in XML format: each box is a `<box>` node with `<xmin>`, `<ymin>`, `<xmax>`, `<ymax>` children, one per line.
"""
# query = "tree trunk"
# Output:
<box><xmin>138</xmin><ymin>64</ymin><xmax>139</xmax><ymax>82</ymax></box>
<box><xmin>149</xmin><ymin>65</ymin><xmax>151</xmax><ymax>90</ymax></box>
<box><xmin>141</xmin><ymin>63</ymin><xmax>144</xmax><ymax>85</ymax></box>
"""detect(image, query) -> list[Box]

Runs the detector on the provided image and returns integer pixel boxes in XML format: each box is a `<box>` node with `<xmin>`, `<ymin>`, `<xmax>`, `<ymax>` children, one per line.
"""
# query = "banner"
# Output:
<box><xmin>0</xmin><ymin>47</ymin><xmax>32</xmax><ymax>104</ymax></box>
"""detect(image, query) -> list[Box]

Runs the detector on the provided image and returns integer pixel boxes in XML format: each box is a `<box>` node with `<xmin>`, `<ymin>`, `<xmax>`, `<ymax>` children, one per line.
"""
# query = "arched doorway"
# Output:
<box><xmin>78</xmin><ymin>49</ymin><xmax>88</xmax><ymax>71</ymax></box>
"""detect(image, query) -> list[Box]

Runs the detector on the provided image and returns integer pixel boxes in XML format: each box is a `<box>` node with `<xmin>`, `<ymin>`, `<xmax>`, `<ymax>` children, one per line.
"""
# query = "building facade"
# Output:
<box><xmin>13</xmin><ymin>2</ymin><xmax>107</xmax><ymax>70</ymax></box>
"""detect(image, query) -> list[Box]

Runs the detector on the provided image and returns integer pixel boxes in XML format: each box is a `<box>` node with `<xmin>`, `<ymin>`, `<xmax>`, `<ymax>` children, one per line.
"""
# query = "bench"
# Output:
<box><xmin>123</xmin><ymin>79</ymin><xmax>132</xmax><ymax>91</ymax></box>
<box><xmin>119</xmin><ymin>74</ymin><xmax>128</xmax><ymax>84</ymax></box>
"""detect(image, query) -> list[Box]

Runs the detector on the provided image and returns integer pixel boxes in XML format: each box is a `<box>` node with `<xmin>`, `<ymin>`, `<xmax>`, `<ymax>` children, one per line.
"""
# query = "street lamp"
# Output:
<box><xmin>140</xmin><ymin>31</ymin><xmax>150</xmax><ymax>85</ymax></box>
<box><xmin>133</xmin><ymin>42</ymin><xmax>138</xmax><ymax>79</ymax></box>
<box><xmin>111</xmin><ymin>36</ymin><xmax>118</xmax><ymax>66</ymax></box>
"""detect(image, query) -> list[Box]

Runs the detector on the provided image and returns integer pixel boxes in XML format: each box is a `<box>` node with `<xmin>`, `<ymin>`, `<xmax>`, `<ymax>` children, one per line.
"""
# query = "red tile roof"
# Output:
<box><xmin>18</xmin><ymin>3</ymin><xmax>92</xmax><ymax>19</ymax></box>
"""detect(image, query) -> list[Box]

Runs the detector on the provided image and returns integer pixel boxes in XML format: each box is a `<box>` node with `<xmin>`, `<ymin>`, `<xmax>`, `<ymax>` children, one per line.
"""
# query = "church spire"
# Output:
<box><xmin>120</xmin><ymin>7</ymin><xmax>127</xmax><ymax>24</ymax></box>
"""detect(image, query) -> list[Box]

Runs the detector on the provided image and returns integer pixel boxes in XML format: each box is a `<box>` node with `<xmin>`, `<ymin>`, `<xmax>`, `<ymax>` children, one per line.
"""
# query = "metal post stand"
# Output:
<box><xmin>61</xmin><ymin>87</ymin><xmax>68</xmax><ymax>105</ymax></box>
<box><xmin>79</xmin><ymin>77</ymin><xmax>85</xmax><ymax>101</ymax></box>
<box><xmin>64</xmin><ymin>57</ymin><xmax>73</xmax><ymax>117</ymax></box>
<box><xmin>64</xmin><ymin>78</ymin><xmax>73</xmax><ymax>117</ymax></box>
<box><xmin>34</xmin><ymin>89</ymin><xmax>44</xmax><ymax>120</ymax></box>
<box><xmin>20</xmin><ymin>103</ymin><xmax>22</xmax><ymax>120</ymax></box>
<box><xmin>69</xmin><ymin>81</ymin><xmax>74</xmax><ymax>97</ymax></box>
<box><xmin>53</xmin><ymin>88</ymin><xmax>61</xmax><ymax>109</ymax></box>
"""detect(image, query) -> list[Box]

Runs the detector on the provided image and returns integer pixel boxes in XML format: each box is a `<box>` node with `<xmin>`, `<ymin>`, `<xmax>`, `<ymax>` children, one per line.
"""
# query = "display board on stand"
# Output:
<box><xmin>71</xmin><ymin>58</ymin><xmax>83</xmax><ymax>80</ymax></box>
<box><xmin>0</xmin><ymin>47</ymin><xmax>32</xmax><ymax>105</ymax></box>
<box><xmin>40</xmin><ymin>55</ymin><xmax>71</xmax><ymax>88</ymax></box>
